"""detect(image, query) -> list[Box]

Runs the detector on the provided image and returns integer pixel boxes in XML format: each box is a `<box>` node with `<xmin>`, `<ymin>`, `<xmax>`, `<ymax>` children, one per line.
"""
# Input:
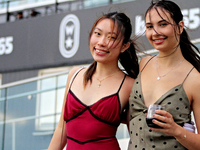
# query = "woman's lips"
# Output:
<box><xmin>153</xmin><ymin>38</ymin><xmax>166</xmax><ymax>44</ymax></box>
<box><xmin>95</xmin><ymin>48</ymin><xmax>110</xmax><ymax>54</ymax></box>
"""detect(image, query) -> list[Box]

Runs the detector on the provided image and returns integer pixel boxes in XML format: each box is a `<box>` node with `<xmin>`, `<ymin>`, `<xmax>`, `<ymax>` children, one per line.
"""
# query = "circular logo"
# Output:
<box><xmin>59</xmin><ymin>14</ymin><xmax>80</xmax><ymax>58</ymax></box>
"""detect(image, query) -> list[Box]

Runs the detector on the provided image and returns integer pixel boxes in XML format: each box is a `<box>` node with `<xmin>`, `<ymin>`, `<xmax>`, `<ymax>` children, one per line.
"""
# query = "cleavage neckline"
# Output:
<box><xmin>69</xmin><ymin>89</ymin><xmax>119</xmax><ymax>107</ymax></box>
<box><xmin>138</xmin><ymin>73</ymin><xmax>189</xmax><ymax>107</ymax></box>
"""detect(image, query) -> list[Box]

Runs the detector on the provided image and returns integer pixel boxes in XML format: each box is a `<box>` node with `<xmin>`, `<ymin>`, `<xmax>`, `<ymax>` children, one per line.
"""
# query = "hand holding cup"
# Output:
<box><xmin>146</xmin><ymin>104</ymin><xmax>165</xmax><ymax>128</ymax></box>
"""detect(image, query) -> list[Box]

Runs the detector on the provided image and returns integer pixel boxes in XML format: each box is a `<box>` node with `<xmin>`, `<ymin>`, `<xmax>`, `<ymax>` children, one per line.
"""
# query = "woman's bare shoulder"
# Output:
<box><xmin>185</xmin><ymin>67</ymin><xmax>200</xmax><ymax>102</ymax></box>
<box><xmin>68</xmin><ymin>66</ymin><xmax>86</xmax><ymax>78</ymax></box>
<box><xmin>66</xmin><ymin>66</ymin><xmax>86</xmax><ymax>86</ymax></box>
<box><xmin>139</xmin><ymin>55</ymin><xmax>154</xmax><ymax>71</ymax></box>
<box><xmin>190</xmin><ymin>68</ymin><xmax>200</xmax><ymax>89</ymax></box>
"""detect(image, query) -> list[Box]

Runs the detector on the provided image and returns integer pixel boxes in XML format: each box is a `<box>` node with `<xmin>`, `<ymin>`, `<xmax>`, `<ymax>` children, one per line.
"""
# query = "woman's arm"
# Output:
<box><xmin>48</xmin><ymin>67</ymin><xmax>81</xmax><ymax>150</ymax></box>
<box><xmin>175</xmin><ymin>73</ymin><xmax>200</xmax><ymax>149</ymax></box>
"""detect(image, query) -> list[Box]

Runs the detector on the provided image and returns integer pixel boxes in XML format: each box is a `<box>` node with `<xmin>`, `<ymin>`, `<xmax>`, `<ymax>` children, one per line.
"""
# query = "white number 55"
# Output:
<box><xmin>182</xmin><ymin>8</ymin><xmax>200</xmax><ymax>30</ymax></box>
<box><xmin>0</xmin><ymin>36</ymin><xmax>13</xmax><ymax>55</ymax></box>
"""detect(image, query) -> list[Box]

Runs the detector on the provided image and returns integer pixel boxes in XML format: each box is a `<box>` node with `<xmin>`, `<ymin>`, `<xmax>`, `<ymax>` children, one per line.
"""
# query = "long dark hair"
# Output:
<box><xmin>83</xmin><ymin>12</ymin><xmax>139</xmax><ymax>87</ymax></box>
<box><xmin>145</xmin><ymin>0</ymin><xmax>200</xmax><ymax>72</ymax></box>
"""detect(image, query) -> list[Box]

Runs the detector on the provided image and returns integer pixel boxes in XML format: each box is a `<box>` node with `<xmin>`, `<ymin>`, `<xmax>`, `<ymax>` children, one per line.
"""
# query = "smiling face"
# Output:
<box><xmin>89</xmin><ymin>18</ymin><xmax>127</xmax><ymax>64</ymax></box>
<box><xmin>145</xmin><ymin>8</ymin><xmax>183</xmax><ymax>52</ymax></box>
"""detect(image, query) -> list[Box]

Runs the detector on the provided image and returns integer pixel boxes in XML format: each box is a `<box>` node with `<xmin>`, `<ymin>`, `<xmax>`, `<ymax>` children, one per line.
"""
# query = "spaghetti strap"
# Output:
<box><xmin>140</xmin><ymin>55</ymin><xmax>156</xmax><ymax>72</ymax></box>
<box><xmin>117</xmin><ymin>74</ymin><xmax>127</xmax><ymax>93</ymax></box>
<box><xmin>69</xmin><ymin>67</ymin><xmax>85</xmax><ymax>88</ymax></box>
<box><xmin>182</xmin><ymin>67</ymin><xmax>194</xmax><ymax>84</ymax></box>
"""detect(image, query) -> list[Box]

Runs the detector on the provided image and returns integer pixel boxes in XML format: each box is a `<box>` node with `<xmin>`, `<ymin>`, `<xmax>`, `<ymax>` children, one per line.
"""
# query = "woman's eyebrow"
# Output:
<box><xmin>145</xmin><ymin>19</ymin><xmax>167</xmax><ymax>25</ymax></box>
<box><xmin>94</xmin><ymin>27</ymin><xmax>117</xmax><ymax>35</ymax></box>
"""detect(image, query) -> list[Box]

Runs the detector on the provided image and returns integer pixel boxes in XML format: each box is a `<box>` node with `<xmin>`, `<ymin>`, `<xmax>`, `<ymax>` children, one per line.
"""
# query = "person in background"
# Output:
<box><xmin>16</xmin><ymin>11</ymin><xmax>23</xmax><ymax>20</ymax></box>
<box><xmin>129</xmin><ymin>0</ymin><xmax>200</xmax><ymax>149</ymax></box>
<box><xmin>48</xmin><ymin>11</ymin><xmax>139</xmax><ymax>150</ymax></box>
<box><xmin>30</xmin><ymin>9</ymin><xmax>40</xmax><ymax>17</ymax></box>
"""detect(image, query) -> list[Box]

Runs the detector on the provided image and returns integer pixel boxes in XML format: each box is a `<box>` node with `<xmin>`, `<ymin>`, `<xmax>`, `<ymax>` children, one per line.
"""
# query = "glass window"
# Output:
<box><xmin>83</xmin><ymin>0</ymin><xmax>109</xmax><ymax>8</ymax></box>
<box><xmin>35</xmin><ymin>64</ymin><xmax>88</xmax><ymax>131</ymax></box>
<box><xmin>113</xmin><ymin>0</ymin><xmax>136</xmax><ymax>3</ymax></box>
<box><xmin>35</xmin><ymin>67</ymin><xmax>70</xmax><ymax>131</ymax></box>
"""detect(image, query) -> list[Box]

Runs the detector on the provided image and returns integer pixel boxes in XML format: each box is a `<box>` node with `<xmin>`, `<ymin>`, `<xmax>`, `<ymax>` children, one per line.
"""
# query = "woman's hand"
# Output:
<box><xmin>149</xmin><ymin>110</ymin><xmax>181</xmax><ymax>137</ymax></box>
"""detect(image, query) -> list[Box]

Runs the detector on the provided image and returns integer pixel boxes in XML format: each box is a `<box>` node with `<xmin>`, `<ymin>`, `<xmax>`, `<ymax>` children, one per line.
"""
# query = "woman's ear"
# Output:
<box><xmin>178</xmin><ymin>21</ymin><xmax>184</xmax><ymax>34</ymax></box>
<box><xmin>121</xmin><ymin>42</ymin><xmax>130</xmax><ymax>53</ymax></box>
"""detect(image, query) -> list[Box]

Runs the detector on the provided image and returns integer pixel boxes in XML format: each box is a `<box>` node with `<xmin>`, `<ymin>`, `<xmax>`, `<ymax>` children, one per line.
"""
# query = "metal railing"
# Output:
<box><xmin>0</xmin><ymin>0</ymin><xmax>81</xmax><ymax>21</ymax></box>
<box><xmin>0</xmin><ymin>0</ymin><xmax>112</xmax><ymax>22</ymax></box>
<box><xmin>0</xmin><ymin>0</ymin><xmax>135</xmax><ymax>22</ymax></box>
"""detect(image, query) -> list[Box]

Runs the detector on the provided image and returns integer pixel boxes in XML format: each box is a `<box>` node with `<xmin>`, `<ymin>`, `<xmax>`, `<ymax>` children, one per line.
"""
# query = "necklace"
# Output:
<box><xmin>94</xmin><ymin>70</ymin><xmax>120</xmax><ymax>87</ymax></box>
<box><xmin>156</xmin><ymin>56</ymin><xmax>184</xmax><ymax>81</ymax></box>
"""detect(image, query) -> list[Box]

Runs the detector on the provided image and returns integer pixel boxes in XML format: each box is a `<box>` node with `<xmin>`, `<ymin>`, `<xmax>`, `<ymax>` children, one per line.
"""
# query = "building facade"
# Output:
<box><xmin>0</xmin><ymin>0</ymin><xmax>199</xmax><ymax>149</ymax></box>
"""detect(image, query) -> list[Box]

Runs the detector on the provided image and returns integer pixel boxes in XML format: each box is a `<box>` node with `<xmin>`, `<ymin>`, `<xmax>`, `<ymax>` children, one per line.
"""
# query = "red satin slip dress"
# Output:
<box><xmin>64</xmin><ymin>69</ymin><xmax>126</xmax><ymax>150</ymax></box>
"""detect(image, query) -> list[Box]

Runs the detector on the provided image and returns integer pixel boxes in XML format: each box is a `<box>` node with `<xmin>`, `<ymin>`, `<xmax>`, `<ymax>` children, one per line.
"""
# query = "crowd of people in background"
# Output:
<box><xmin>16</xmin><ymin>9</ymin><xmax>40</xmax><ymax>20</ymax></box>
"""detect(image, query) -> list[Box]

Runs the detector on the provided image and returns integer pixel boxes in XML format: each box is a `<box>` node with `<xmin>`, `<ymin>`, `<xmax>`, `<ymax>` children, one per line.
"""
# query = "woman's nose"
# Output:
<box><xmin>152</xmin><ymin>27</ymin><xmax>160</xmax><ymax>35</ymax></box>
<box><xmin>98</xmin><ymin>36</ymin><xmax>108</xmax><ymax>46</ymax></box>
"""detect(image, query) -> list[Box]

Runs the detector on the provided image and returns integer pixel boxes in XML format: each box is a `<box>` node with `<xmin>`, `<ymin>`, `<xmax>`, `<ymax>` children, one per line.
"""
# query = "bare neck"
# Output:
<box><xmin>157</xmin><ymin>47</ymin><xmax>184</xmax><ymax>67</ymax></box>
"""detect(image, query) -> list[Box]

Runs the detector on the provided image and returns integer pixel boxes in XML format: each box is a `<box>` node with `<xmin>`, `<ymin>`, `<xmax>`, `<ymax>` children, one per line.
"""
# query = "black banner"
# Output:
<box><xmin>0</xmin><ymin>0</ymin><xmax>199</xmax><ymax>72</ymax></box>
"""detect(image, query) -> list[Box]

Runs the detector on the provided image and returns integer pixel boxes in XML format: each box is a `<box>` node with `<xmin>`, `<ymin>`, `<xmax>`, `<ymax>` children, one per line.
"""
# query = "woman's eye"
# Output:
<box><xmin>146</xmin><ymin>25</ymin><xmax>153</xmax><ymax>29</ymax></box>
<box><xmin>94</xmin><ymin>32</ymin><xmax>100</xmax><ymax>35</ymax></box>
<box><xmin>112</xmin><ymin>37</ymin><xmax>116</xmax><ymax>39</ymax></box>
<box><xmin>108</xmin><ymin>36</ymin><xmax>116</xmax><ymax>40</ymax></box>
<box><xmin>160</xmin><ymin>23</ymin><xmax>167</xmax><ymax>27</ymax></box>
